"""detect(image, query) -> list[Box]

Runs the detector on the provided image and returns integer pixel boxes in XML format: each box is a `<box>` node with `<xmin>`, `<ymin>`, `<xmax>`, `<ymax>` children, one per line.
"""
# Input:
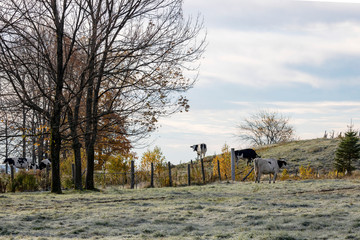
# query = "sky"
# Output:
<box><xmin>135</xmin><ymin>0</ymin><xmax>360</xmax><ymax>164</ymax></box>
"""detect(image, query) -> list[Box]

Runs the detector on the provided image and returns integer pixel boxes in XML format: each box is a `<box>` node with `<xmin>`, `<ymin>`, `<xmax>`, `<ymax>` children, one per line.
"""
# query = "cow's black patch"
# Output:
<box><xmin>234</xmin><ymin>149</ymin><xmax>260</xmax><ymax>165</ymax></box>
<box><xmin>4</xmin><ymin>158</ymin><xmax>15</xmax><ymax>165</ymax></box>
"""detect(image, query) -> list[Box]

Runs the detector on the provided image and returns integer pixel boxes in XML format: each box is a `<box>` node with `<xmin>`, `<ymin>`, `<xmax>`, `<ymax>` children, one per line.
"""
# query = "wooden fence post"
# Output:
<box><xmin>168</xmin><ymin>162</ymin><xmax>172</xmax><ymax>187</ymax></box>
<box><xmin>188</xmin><ymin>164</ymin><xmax>191</xmax><ymax>186</ymax></box>
<box><xmin>201</xmin><ymin>158</ymin><xmax>205</xmax><ymax>183</ymax></box>
<box><xmin>231</xmin><ymin>148</ymin><xmax>235</xmax><ymax>181</ymax></box>
<box><xmin>150</xmin><ymin>162</ymin><xmax>154</xmax><ymax>188</ymax></box>
<box><xmin>217</xmin><ymin>159</ymin><xmax>221</xmax><ymax>181</ymax></box>
<box><xmin>130</xmin><ymin>160</ymin><xmax>135</xmax><ymax>189</ymax></box>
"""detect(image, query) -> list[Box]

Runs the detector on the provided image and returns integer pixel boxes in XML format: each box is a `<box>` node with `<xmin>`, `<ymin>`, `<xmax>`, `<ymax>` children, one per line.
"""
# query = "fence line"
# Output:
<box><xmin>92</xmin><ymin>160</ymin><xmax>218</xmax><ymax>188</ymax></box>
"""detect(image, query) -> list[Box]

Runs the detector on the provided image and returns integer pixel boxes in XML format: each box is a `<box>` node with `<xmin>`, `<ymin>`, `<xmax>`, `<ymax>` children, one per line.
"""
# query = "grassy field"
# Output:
<box><xmin>1</xmin><ymin>179</ymin><xmax>360</xmax><ymax>240</ymax></box>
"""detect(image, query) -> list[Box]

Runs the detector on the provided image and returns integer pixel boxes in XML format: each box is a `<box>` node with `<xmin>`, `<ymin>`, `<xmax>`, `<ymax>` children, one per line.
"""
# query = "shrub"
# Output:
<box><xmin>0</xmin><ymin>174</ymin><xmax>10</xmax><ymax>193</ymax></box>
<box><xmin>11</xmin><ymin>171</ymin><xmax>38</xmax><ymax>192</ymax></box>
<box><xmin>212</xmin><ymin>144</ymin><xmax>231</xmax><ymax>180</ymax></box>
<box><xmin>299</xmin><ymin>165</ymin><xmax>315</xmax><ymax>179</ymax></box>
<box><xmin>280</xmin><ymin>169</ymin><xmax>290</xmax><ymax>181</ymax></box>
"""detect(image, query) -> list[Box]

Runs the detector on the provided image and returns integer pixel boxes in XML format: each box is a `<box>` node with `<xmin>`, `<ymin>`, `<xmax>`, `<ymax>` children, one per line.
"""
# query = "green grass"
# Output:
<box><xmin>1</xmin><ymin>179</ymin><xmax>360</xmax><ymax>239</ymax></box>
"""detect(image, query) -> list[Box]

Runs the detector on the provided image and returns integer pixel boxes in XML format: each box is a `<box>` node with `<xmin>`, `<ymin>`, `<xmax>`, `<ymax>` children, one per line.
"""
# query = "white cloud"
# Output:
<box><xmin>199</xmin><ymin>22</ymin><xmax>360</xmax><ymax>88</ymax></box>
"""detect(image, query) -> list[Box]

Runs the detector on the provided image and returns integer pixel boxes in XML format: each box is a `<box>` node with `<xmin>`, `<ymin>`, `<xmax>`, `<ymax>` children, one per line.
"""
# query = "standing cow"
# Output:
<box><xmin>234</xmin><ymin>148</ymin><xmax>260</xmax><ymax>165</ymax></box>
<box><xmin>3</xmin><ymin>158</ymin><xmax>32</xmax><ymax>169</ymax></box>
<box><xmin>254</xmin><ymin>158</ymin><xmax>287</xmax><ymax>183</ymax></box>
<box><xmin>3</xmin><ymin>158</ymin><xmax>51</xmax><ymax>171</ymax></box>
<box><xmin>190</xmin><ymin>143</ymin><xmax>207</xmax><ymax>159</ymax></box>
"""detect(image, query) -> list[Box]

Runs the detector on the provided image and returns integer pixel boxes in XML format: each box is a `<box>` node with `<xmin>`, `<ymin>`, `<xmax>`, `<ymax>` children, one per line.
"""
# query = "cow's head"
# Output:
<box><xmin>277</xmin><ymin>159</ymin><xmax>287</xmax><ymax>168</ymax></box>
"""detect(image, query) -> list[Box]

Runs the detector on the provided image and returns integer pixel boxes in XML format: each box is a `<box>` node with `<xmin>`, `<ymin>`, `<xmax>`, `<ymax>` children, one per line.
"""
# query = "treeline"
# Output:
<box><xmin>0</xmin><ymin>0</ymin><xmax>205</xmax><ymax>193</ymax></box>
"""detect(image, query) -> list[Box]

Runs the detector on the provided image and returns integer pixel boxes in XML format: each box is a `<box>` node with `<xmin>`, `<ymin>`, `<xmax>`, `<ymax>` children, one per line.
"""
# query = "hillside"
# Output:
<box><xmin>255</xmin><ymin>138</ymin><xmax>351</xmax><ymax>173</ymax></box>
<box><xmin>177</xmin><ymin>138</ymin><xmax>360</xmax><ymax>180</ymax></box>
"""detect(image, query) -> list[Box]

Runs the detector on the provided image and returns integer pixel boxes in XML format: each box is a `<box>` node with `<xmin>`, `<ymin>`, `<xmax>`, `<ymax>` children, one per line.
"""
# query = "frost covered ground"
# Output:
<box><xmin>1</xmin><ymin>179</ymin><xmax>360</xmax><ymax>239</ymax></box>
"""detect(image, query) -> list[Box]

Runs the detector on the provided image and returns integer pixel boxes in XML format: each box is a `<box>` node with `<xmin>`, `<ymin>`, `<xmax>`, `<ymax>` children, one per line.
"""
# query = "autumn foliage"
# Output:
<box><xmin>212</xmin><ymin>144</ymin><xmax>232</xmax><ymax>180</ymax></box>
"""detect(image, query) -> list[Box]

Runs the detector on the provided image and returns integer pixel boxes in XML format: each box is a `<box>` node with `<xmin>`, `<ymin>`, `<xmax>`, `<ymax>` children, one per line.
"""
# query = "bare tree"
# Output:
<box><xmin>0</xmin><ymin>0</ymin><xmax>87</xmax><ymax>193</ymax></box>
<box><xmin>78</xmin><ymin>0</ymin><xmax>205</xmax><ymax>190</ymax></box>
<box><xmin>238</xmin><ymin>110</ymin><xmax>295</xmax><ymax>146</ymax></box>
<box><xmin>0</xmin><ymin>0</ymin><xmax>205</xmax><ymax>191</ymax></box>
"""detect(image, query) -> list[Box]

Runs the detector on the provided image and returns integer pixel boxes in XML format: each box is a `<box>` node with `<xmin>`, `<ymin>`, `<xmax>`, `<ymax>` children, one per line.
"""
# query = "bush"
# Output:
<box><xmin>11</xmin><ymin>171</ymin><xmax>39</xmax><ymax>192</ymax></box>
<box><xmin>0</xmin><ymin>174</ymin><xmax>10</xmax><ymax>193</ymax></box>
<box><xmin>299</xmin><ymin>165</ymin><xmax>316</xmax><ymax>179</ymax></box>
<box><xmin>280</xmin><ymin>169</ymin><xmax>290</xmax><ymax>181</ymax></box>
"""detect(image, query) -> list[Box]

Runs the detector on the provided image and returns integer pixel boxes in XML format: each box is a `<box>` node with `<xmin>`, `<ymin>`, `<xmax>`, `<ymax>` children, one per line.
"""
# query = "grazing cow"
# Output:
<box><xmin>3</xmin><ymin>158</ymin><xmax>32</xmax><ymax>169</ymax></box>
<box><xmin>234</xmin><ymin>148</ymin><xmax>260</xmax><ymax>165</ymax></box>
<box><xmin>190</xmin><ymin>143</ymin><xmax>207</xmax><ymax>159</ymax></box>
<box><xmin>39</xmin><ymin>159</ymin><xmax>51</xmax><ymax>170</ymax></box>
<box><xmin>254</xmin><ymin>158</ymin><xmax>287</xmax><ymax>183</ymax></box>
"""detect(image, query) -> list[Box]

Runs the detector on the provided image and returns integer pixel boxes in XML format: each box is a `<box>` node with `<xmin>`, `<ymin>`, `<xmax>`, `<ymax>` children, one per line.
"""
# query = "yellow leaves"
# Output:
<box><xmin>106</xmin><ymin>154</ymin><xmax>134</xmax><ymax>174</ymax></box>
<box><xmin>280</xmin><ymin>169</ymin><xmax>290</xmax><ymax>181</ymax></box>
<box><xmin>140</xmin><ymin>146</ymin><xmax>166</xmax><ymax>174</ymax></box>
<box><xmin>212</xmin><ymin>143</ymin><xmax>231</xmax><ymax>180</ymax></box>
<box><xmin>299</xmin><ymin>164</ymin><xmax>315</xmax><ymax>179</ymax></box>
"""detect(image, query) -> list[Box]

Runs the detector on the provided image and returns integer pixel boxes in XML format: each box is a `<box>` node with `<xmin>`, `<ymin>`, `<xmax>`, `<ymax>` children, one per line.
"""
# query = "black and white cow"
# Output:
<box><xmin>3</xmin><ymin>158</ymin><xmax>51</xmax><ymax>171</ymax></box>
<box><xmin>3</xmin><ymin>158</ymin><xmax>32</xmax><ymax>169</ymax></box>
<box><xmin>234</xmin><ymin>148</ymin><xmax>260</xmax><ymax>165</ymax></box>
<box><xmin>254</xmin><ymin>158</ymin><xmax>287</xmax><ymax>183</ymax></box>
<box><xmin>39</xmin><ymin>159</ymin><xmax>51</xmax><ymax>170</ymax></box>
<box><xmin>190</xmin><ymin>143</ymin><xmax>207</xmax><ymax>159</ymax></box>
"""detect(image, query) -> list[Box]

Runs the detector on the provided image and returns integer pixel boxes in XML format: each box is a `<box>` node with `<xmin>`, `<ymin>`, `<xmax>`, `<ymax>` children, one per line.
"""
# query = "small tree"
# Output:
<box><xmin>334</xmin><ymin>126</ymin><xmax>360</xmax><ymax>175</ymax></box>
<box><xmin>140</xmin><ymin>146</ymin><xmax>167</xmax><ymax>174</ymax></box>
<box><xmin>238</xmin><ymin>110</ymin><xmax>295</xmax><ymax>146</ymax></box>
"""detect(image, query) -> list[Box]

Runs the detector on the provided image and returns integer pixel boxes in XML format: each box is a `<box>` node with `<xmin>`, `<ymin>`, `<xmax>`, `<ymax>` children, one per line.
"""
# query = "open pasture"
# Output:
<box><xmin>1</xmin><ymin>179</ymin><xmax>360</xmax><ymax>239</ymax></box>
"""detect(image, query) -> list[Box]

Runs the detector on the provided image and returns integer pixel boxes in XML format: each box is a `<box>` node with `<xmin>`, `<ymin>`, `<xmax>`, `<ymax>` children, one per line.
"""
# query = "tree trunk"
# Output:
<box><xmin>68</xmin><ymin>94</ymin><xmax>83</xmax><ymax>190</ymax></box>
<box><xmin>50</xmin><ymin>112</ymin><xmax>62</xmax><ymax>194</ymax></box>
<box><xmin>73</xmin><ymin>141</ymin><xmax>83</xmax><ymax>190</ymax></box>
<box><xmin>50</xmin><ymin>0</ymin><xmax>65</xmax><ymax>194</ymax></box>
<box><xmin>69</xmin><ymin>109</ymin><xmax>83</xmax><ymax>190</ymax></box>
<box><xmin>85</xmin><ymin>142</ymin><xmax>95</xmax><ymax>190</ymax></box>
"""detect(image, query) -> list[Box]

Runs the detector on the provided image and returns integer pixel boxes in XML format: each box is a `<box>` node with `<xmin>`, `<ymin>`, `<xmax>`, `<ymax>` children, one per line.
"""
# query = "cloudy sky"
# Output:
<box><xmin>136</xmin><ymin>0</ymin><xmax>360</xmax><ymax>164</ymax></box>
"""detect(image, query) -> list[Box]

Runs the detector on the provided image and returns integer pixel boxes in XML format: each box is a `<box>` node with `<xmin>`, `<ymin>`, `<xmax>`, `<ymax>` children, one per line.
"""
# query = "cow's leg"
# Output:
<box><xmin>273</xmin><ymin>173</ymin><xmax>277</xmax><ymax>183</ymax></box>
<box><xmin>269</xmin><ymin>174</ymin><xmax>272</xmax><ymax>183</ymax></box>
<box><xmin>257</xmin><ymin>172</ymin><xmax>261</xmax><ymax>183</ymax></box>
